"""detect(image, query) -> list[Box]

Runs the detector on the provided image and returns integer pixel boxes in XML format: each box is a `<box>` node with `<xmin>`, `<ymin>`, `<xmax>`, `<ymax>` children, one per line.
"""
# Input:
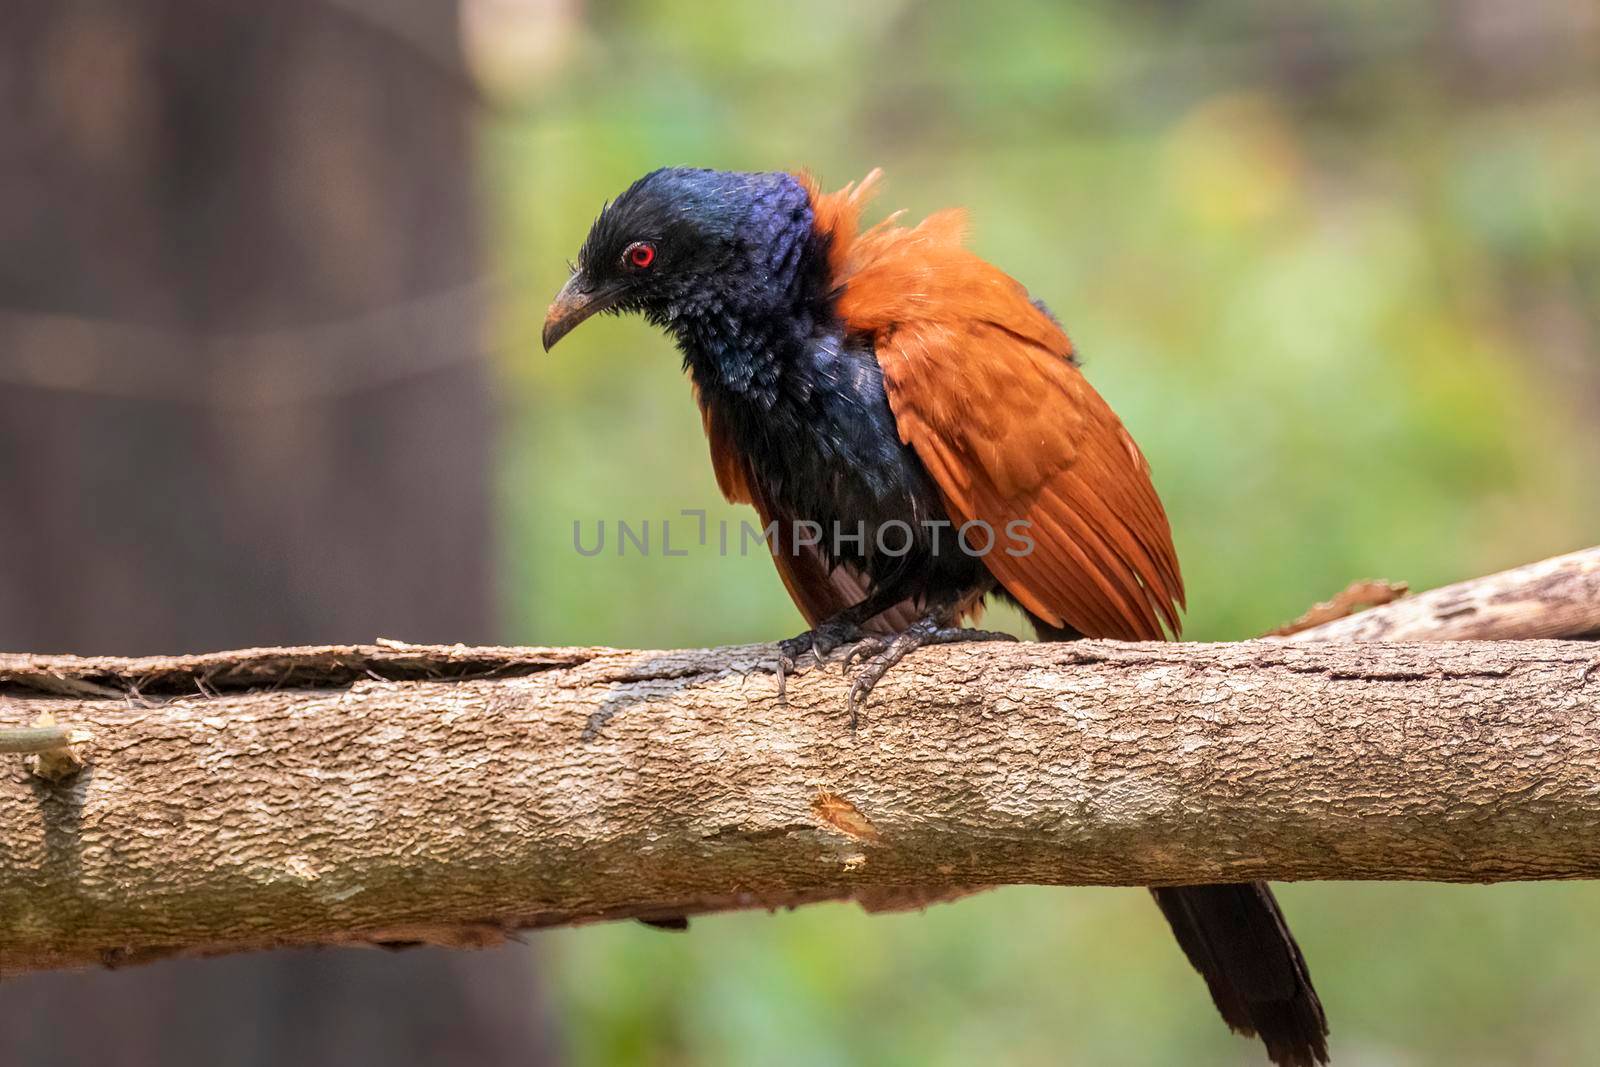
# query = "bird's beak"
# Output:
<box><xmin>542</xmin><ymin>273</ymin><xmax>616</xmax><ymax>352</ymax></box>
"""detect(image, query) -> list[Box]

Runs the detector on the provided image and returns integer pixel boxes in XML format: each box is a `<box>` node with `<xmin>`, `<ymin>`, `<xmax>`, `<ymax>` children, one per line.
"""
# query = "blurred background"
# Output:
<box><xmin>3</xmin><ymin>0</ymin><xmax>1599</xmax><ymax>1064</ymax></box>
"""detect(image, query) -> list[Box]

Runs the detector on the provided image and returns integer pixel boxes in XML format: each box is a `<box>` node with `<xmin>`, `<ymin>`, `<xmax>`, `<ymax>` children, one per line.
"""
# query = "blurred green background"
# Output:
<box><xmin>476</xmin><ymin>1</ymin><xmax>1599</xmax><ymax>1063</ymax></box>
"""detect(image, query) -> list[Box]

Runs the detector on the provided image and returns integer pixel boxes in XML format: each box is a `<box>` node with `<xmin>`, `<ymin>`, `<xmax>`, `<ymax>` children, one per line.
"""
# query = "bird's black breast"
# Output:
<box><xmin>696</xmin><ymin>330</ymin><xmax>985</xmax><ymax>601</ymax></box>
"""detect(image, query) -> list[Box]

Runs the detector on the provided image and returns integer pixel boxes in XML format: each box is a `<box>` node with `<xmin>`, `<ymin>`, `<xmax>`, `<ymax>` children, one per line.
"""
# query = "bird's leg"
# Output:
<box><xmin>838</xmin><ymin>602</ymin><xmax>1016</xmax><ymax>728</ymax></box>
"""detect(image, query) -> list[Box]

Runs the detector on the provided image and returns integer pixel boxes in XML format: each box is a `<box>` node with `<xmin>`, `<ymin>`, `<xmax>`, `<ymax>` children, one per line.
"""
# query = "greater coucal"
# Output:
<box><xmin>543</xmin><ymin>167</ymin><xmax>1329</xmax><ymax>1066</ymax></box>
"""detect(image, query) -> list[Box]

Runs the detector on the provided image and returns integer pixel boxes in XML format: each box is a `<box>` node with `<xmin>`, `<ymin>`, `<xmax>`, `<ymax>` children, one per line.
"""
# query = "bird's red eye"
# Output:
<box><xmin>625</xmin><ymin>242</ymin><xmax>656</xmax><ymax>269</ymax></box>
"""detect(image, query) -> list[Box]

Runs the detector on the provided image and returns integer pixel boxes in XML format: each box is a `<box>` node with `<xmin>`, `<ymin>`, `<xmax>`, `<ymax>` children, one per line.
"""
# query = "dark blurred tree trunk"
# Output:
<box><xmin>0</xmin><ymin>2</ymin><xmax>556</xmax><ymax>1063</ymax></box>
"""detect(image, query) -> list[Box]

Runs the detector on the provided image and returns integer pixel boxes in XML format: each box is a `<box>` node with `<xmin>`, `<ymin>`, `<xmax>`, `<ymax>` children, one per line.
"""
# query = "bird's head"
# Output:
<box><xmin>541</xmin><ymin>168</ymin><xmax>820</xmax><ymax>351</ymax></box>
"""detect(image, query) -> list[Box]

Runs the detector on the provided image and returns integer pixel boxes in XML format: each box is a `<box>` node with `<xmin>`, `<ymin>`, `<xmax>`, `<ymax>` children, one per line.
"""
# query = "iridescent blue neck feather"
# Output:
<box><xmin>626</xmin><ymin>170</ymin><xmax>834</xmax><ymax>409</ymax></box>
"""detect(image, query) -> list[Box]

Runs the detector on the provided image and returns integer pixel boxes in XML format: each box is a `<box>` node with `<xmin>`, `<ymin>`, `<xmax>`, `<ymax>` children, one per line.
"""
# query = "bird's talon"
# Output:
<box><xmin>771</xmin><ymin>618</ymin><xmax>868</xmax><ymax>698</ymax></box>
<box><xmin>774</xmin><ymin>652</ymin><xmax>797</xmax><ymax>702</ymax></box>
<box><xmin>840</xmin><ymin>637</ymin><xmax>888</xmax><ymax>674</ymax></box>
<box><xmin>836</xmin><ymin>621</ymin><xmax>1014</xmax><ymax>727</ymax></box>
<box><xmin>846</xmin><ymin>680</ymin><xmax>874</xmax><ymax>729</ymax></box>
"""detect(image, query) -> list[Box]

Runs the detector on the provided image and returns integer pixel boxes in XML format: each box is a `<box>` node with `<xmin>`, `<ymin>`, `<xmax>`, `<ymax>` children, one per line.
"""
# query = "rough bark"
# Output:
<box><xmin>4</xmin><ymin>633</ymin><xmax>1599</xmax><ymax>976</ymax></box>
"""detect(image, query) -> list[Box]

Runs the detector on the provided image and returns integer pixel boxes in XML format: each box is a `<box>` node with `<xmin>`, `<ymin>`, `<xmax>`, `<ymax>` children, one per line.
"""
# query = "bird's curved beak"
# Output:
<box><xmin>542</xmin><ymin>273</ymin><xmax>617</xmax><ymax>352</ymax></box>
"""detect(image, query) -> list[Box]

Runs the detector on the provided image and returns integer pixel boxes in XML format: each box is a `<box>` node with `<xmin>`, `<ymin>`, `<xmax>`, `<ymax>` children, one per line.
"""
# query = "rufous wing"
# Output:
<box><xmin>805</xmin><ymin>172</ymin><xmax>1185</xmax><ymax>640</ymax></box>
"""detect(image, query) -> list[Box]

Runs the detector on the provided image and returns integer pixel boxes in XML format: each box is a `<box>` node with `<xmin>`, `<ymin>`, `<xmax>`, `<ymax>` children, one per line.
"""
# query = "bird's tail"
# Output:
<box><xmin>1150</xmin><ymin>882</ymin><xmax>1329</xmax><ymax>1066</ymax></box>
<box><xmin>1028</xmin><ymin>615</ymin><xmax>1328</xmax><ymax>1065</ymax></box>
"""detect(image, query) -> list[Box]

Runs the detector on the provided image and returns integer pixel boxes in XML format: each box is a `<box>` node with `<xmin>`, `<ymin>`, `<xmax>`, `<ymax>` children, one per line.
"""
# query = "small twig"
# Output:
<box><xmin>1</xmin><ymin>712</ymin><xmax>93</xmax><ymax>781</ymax></box>
<box><xmin>0</xmin><ymin>724</ymin><xmax>76</xmax><ymax>755</ymax></box>
<box><xmin>1268</xmin><ymin>579</ymin><xmax>1410</xmax><ymax>637</ymax></box>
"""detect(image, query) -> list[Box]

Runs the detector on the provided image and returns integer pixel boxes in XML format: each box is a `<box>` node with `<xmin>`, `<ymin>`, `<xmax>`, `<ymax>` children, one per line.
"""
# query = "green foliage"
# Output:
<box><xmin>481</xmin><ymin>1</ymin><xmax>1600</xmax><ymax>1061</ymax></box>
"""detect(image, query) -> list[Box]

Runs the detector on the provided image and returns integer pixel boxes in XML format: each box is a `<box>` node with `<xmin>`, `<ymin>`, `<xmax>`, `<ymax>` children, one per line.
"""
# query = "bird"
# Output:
<box><xmin>542</xmin><ymin>166</ymin><xmax>1329</xmax><ymax>1066</ymax></box>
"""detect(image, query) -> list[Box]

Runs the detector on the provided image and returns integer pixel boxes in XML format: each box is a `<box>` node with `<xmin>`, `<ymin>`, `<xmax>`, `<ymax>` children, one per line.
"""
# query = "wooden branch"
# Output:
<box><xmin>1285</xmin><ymin>546</ymin><xmax>1600</xmax><ymax>641</ymax></box>
<box><xmin>2</xmin><ymin>549</ymin><xmax>1598</xmax><ymax>976</ymax></box>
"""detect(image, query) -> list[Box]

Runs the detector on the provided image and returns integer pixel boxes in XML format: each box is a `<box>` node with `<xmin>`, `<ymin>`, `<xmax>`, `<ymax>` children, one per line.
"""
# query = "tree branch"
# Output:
<box><xmin>1285</xmin><ymin>545</ymin><xmax>1600</xmax><ymax>641</ymax></box>
<box><xmin>3</xmin><ymin>549</ymin><xmax>1598</xmax><ymax>976</ymax></box>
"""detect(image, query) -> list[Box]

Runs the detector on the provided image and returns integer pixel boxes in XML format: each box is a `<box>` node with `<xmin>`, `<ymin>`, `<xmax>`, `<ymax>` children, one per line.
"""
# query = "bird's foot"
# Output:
<box><xmin>774</xmin><ymin>618</ymin><xmax>867</xmax><ymax>700</ymax></box>
<box><xmin>839</xmin><ymin>620</ymin><xmax>1017</xmax><ymax>728</ymax></box>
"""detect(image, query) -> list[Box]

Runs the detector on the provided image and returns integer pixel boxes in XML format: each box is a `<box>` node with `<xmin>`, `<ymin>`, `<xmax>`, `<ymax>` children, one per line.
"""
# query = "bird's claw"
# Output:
<box><xmin>774</xmin><ymin>650</ymin><xmax>795</xmax><ymax>701</ymax></box>
<box><xmin>773</xmin><ymin>615</ymin><xmax>1015</xmax><ymax>727</ymax></box>
<box><xmin>839</xmin><ymin>636</ymin><xmax>890</xmax><ymax>674</ymax></box>
<box><xmin>837</xmin><ymin>623</ymin><xmax>1019</xmax><ymax>729</ymax></box>
<box><xmin>773</xmin><ymin>618</ymin><xmax>867</xmax><ymax>702</ymax></box>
